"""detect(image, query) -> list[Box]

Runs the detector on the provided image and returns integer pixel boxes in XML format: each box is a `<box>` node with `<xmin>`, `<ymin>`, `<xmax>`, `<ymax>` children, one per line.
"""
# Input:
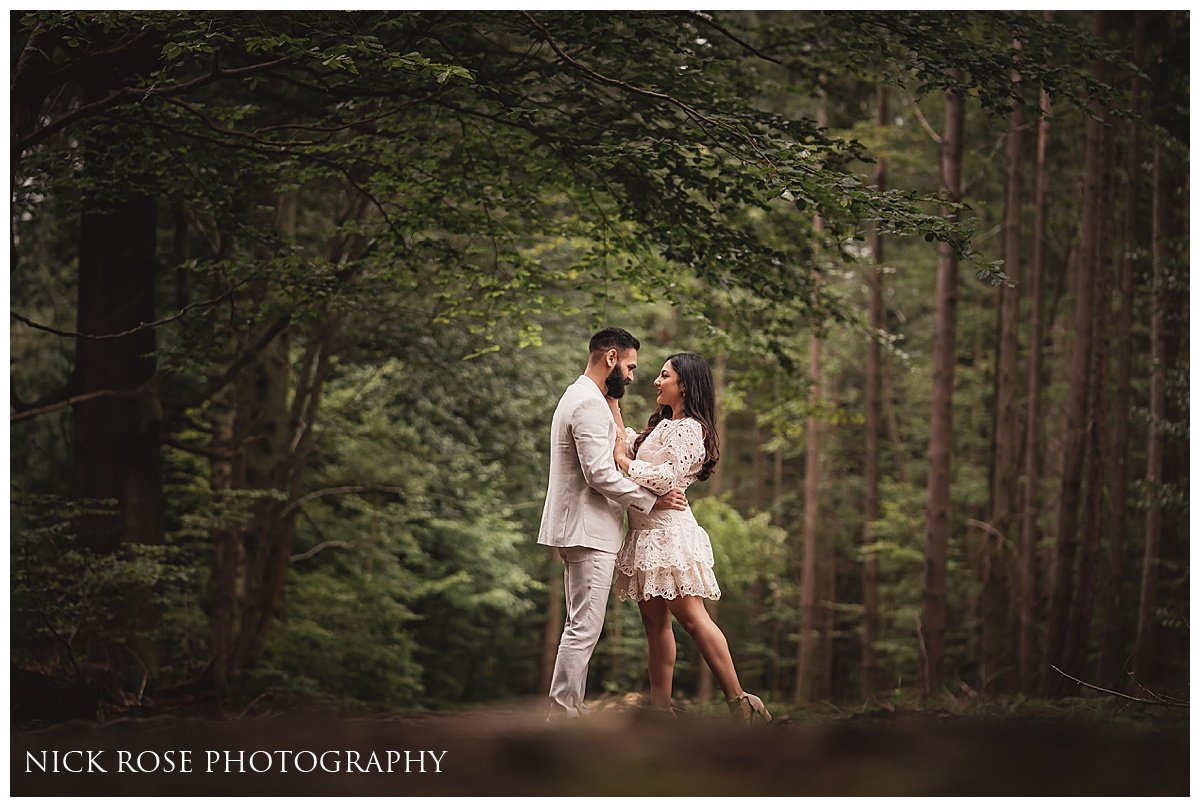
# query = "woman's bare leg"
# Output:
<box><xmin>638</xmin><ymin>597</ymin><xmax>675</xmax><ymax>709</ymax></box>
<box><xmin>665</xmin><ymin>595</ymin><xmax>743</xmax><ymax>700</ymax></box>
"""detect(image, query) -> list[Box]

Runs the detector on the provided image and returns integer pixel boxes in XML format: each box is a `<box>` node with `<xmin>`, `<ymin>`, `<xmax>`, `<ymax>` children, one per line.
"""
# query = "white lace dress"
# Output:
<box><xmin>615</xmin><ymin>417</ymin><xmax>721</xmax><ymax>601</ymax></box>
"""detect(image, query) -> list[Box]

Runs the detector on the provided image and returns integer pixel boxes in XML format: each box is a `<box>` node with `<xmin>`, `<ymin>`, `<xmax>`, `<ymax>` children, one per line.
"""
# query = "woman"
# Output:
<box><xmin>607</xmin><ymin>352</ymin><xmax>772</xmax><ymax>723</ymax></box>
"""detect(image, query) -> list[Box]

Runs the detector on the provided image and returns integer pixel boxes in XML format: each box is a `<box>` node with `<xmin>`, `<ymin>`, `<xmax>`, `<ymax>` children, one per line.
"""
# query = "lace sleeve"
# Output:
<box><xmin>627</xmin><ymin>419</ymin><xmax>706</xmax><ymax>495</ymax></box>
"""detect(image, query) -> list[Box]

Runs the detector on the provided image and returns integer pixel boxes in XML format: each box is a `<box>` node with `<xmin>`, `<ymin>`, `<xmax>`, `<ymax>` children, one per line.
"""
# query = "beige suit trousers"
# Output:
<box><xmin>547</xmin><ymin>545</ymin><xmax>617</xmax><ymax>715</ymax></box>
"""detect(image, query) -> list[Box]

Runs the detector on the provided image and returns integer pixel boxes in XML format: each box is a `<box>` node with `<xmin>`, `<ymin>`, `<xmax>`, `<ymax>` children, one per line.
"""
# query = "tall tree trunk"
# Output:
<box><xmin>71</xmin><ymin>71</ymin><xmax>164</xmax><ymax>556</ymax></box>
<box><xmin>1132</xmin><ymin>139</ymin><xmax>1166</xmax><ymax>680</ymax></box>
<box><xmin>794</xmin><ymin>326</ymin><xmax>822</xmax><ymax>703</ymax></box>
<box><xmin>984</xmin><ymin>41</ymin><xmax>1025</xmax><ymax>693</ymax></box>
<box><xmin>921</xmin><ymin>76</ymin><xmax>965</xmax><ymax>695</ymax></box>
<box><xmin>818</xmin><ymin>548</ymin><xmax>836</xmax><ymax>700</ymax></box>
<box><xmin>227</xmin><ymin>192</ymin><xmax>299</xmax><ymax>688</ymax></box>
<box><xmin>696</xmin><ymin>346</ymin><xmax>727</xmax><ymax>702</ymax></box>
<box><xmin>1065</xmin><ymin>81</ymin><xmax>1117</xmax><ymax>680</ymax></box>
<box><xmin>881</xmin><ymin>356</ymin><xmax>908</xmax><ymax>484</ymax></box>
<box><xmin>861</xmin><ymin>84</ymin><xmax>887</xmax><ymax>701</ymax></box>
<box><xmin>208</xmin><ymin>228</ymin><xmax>242</xmax><ymax>694</ymax></box>
<box><xmin>1042</xmin><ymin>11</ymin><xmax>1109</xmax><ymax>695</ymax></box>
<box><xmin>1097</xmin><ymin>11</ymin><xmax>1146</xmax><ymax>688</ymax></box>
<box><xmin>72</xmin><ymin>195</ymin><xmax>163</xmax><ymax>553</ymax></box>
<box><xmin>794</xmin><ymin>83</ymin><xmax>828</xmax><ymax>705</ymax></box>
<box><xmin>1019</xmin><ymin>26</ymin><xmax>1053</xmax><ymax>695</ymax></box>
<box><xmin>751</xmin><ymin>422</ymin><xmax>766</xmax><ymax>511</ymax></box>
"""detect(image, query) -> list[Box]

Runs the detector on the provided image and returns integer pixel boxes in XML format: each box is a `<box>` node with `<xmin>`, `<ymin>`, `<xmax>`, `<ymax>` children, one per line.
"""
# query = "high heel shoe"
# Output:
<box><xmin>727</xmin><ymin>692</ymin><xmax>773</xmax><ymax>724</ymax></box>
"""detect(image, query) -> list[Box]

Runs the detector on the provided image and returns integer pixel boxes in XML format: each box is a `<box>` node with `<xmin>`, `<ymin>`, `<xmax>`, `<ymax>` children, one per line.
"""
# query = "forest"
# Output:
<box><xmin>9</xmin><ymin>9</ymin><xmax>1190</xmax><ymax>744</ymax></box>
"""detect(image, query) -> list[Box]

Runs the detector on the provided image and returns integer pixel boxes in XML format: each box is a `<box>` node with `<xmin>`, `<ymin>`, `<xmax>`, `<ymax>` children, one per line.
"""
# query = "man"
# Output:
<box><xmin>538</xmin><ymin>327</ymin><xmax>688</xmax><ymax>719</ymax></box>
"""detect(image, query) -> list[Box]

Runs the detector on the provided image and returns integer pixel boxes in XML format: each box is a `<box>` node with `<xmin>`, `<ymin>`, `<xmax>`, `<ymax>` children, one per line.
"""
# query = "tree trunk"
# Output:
<box><xmin>861</xmin><ymin>83</ymin><xmax>887</xmax><ymax>701</ymax></box>
<box><xmin>1097</xmin><ymin>11</ymin><xmax>1146</xmax><ymax>688</ymax></box>
<box><xmin>696</xmin><ymin>344</ymin><xmax>728</xmax><ymax>702</ymax></box>
<box><xmin>984</xmin><ymin>42</ymin><xmax>1024</xmax><ymax>693</ymax></box>
<box><xmin>1131</xmin><ymin>139</ymin><xmax>1166</xmax><ymax>680</ymax></box>
<box><xmin>72</xmin><ymin>194</ymin><xmax>163</xmax><ymax>554</ymax></box>
<box><xmin>1041</xmin><ymin>11</ymin><xmax>1108</xmax><ymax>696</ymax></box>
<box><xmin>71</xmin><ymin>65</ymin><xmax>164</xmax><ymax>555</ymax></box>
<box><xmin>794</xmin><ymin>84</ymin><xmax>828</xmax><ymax>705</ymax></box>
<box><xmin>921</xmin><ymin>76</ymin><xmax>965</xmax><ymax>696</ymax></box>
<box><xmin>1065</xmin><ymin>79</ymin><xmax>1117</xmax><ymax>680</ymax></box>
<box><xmin>794</xmin><ymin>327</ymin><xmax>822</xmax><ymax>703</ymax></box>
<box><xmin>1019</xmin><ymin>28</ymin><xmax>1052</xmax><ymax>695</ymax></box>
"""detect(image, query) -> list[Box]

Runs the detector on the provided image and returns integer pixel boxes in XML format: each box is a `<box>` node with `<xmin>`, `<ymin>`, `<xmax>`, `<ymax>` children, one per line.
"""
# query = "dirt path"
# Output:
<box><xmin>10</xmin><ymin>700</ymin><xmax>1188</xmax><ymax>796</ymax></box>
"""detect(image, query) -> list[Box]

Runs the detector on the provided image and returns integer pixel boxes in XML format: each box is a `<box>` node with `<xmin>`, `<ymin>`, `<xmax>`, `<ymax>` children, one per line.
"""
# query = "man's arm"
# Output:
<box><xmin>569</xmin><ymin>397</ymin><xmax>660</xmax><ymax>514</ymax></box>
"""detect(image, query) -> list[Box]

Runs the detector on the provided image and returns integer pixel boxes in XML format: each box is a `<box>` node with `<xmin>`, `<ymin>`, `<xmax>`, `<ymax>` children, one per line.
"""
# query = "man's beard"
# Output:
<box><xmin>605</xmin><ymin>364</ymin><xmax>629</xmax><ymax>399</ymax></box>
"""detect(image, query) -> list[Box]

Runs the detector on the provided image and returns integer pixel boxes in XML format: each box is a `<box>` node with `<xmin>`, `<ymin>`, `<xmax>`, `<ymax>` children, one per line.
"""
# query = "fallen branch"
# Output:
<box><xmin>1051</xmin><ymin>665</ymin><xmax>1188</xmax><ymax>707</ymax></box>
<box><xmin>1126</xmin><ymin>671</ymin><xmax>1188</xmax><ymax>706</ymax></box>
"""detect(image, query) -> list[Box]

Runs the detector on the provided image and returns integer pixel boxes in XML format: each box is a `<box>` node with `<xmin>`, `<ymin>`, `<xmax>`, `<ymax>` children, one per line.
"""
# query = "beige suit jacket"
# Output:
<box><xmin>537</xmin><ymin>376</ymin><xmax>658</xmax><ymax>553</ymax></box>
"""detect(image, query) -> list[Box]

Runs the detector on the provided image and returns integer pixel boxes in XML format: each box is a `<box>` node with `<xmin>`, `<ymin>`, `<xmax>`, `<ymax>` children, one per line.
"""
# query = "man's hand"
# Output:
<box><xmin>605</xmin><ymin>395</ymin><xmax>622</xmax><ymax>418</ymax></box>
<box><xmin>652</xmin><ymin>490</ymin><xmax>688</xmax><ymax>511</ymax></box>
<box><xmin>614</xmin><ymin>434</ymin><xmax>631</xmax><ymax>472</ymax></box>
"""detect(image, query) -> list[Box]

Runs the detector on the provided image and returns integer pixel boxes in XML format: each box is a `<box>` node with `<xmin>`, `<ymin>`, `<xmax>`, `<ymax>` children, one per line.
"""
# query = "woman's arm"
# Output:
<box><xmin>625</xmin><ymin>419</ymin><xmax>705</xmax><ymax>495</ymax></box>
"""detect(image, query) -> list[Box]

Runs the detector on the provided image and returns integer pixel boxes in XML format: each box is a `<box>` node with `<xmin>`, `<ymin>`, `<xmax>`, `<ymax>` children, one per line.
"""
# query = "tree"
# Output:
<box><xmin>920</xmin><ymin>75</ymin><xmax>965</xmax><ymax>695</ymax></box>
<box><xmin>860</xmin><ymin>84</ymin><xmax>887</xmax><ymax>701</ymax></box>
<box><xmin>983</xmin><ymin>38</ymin><xmax>1024</xmax><ymax>693</ymax></box>
<box><xmin>1097</xmin><ymin>11</ymin><xmax>1147</xmax><ymax>689</ymax></box>
<box><xmin>1018</xmin><ymin>15</ymin><xmax>1054</xmax><ymax>696</ymax></box>
<box><xmin>1042</xmin><ymin>11</ymin><xmax>1109</xmax><ymax>696</ymax></box>
<box><xmin>1132</xmin><ymin>137</ymin><xmax>1167</xmax><ymax>681</ymax></box>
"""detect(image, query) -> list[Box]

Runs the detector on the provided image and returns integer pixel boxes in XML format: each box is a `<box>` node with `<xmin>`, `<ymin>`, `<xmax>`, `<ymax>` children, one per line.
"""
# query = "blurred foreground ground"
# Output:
<box><xmin>10</xmin><ymin>695</ymin><xmax>1188</xmax><ymax>796</ymax></box>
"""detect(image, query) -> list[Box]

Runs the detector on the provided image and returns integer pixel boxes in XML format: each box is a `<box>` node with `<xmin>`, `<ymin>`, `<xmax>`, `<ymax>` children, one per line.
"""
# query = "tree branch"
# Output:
<box><xmin>519</xmin><ymin>11</ymin><xmax>721</xmax><ymax>131</ymax></box>
<box><xmin>11</xmin><ymin>280</ymin><xmax>245</xmax><ymax>340</ymax></box>
<box><xmin>16</xmin><ymin>55</ymin><xmax>294</xmax><ymax>154</ymax></box>
<box><xmin>1051</xmin><ymin>665</ymin><xmax>1188</xmax><ymax>707</ymax></box>
<box><xmin>11</xmin><ymin>387</ymin><xmax>141</xmax><ymax>423</ymax></box>
<box><xmin>290</xmin><ymin>540</ymin><xmax>351</xmax><ymax>563</ymax></box>
<box><xmin>281</xmin><ymin>485</ymin><xmax>407</xmax><ymax>518</ymax></box>
<box><xmin>686</xmin><ymin>11</ymin><xmax>783</xmax><ymax>65</ymax></box>
<box><xmin>1126</xmin><ymin>670</ymin><xmax>1188</xmax><ymax>706</ymax></box>
<box><xmin>906</xmin><ymin>91</ymin><xmax>944</xmax><ymax>145</ymax></box>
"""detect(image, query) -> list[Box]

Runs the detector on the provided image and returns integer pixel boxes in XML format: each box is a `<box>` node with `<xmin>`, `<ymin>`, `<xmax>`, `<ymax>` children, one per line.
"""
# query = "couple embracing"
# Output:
<box><xmin>538</xmin><ymin>327</ymin><xmax>771</xmax><ymax>724</ymax></box>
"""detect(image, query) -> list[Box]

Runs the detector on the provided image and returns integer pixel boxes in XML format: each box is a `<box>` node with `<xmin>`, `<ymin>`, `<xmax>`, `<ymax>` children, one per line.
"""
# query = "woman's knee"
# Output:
<box><xmin>639</xmin><ymin>599</ymin><xmax>671</xmax><ymax>631</ymax></box>
<box><xmin>667</xmin><ymin>597</ymin><xmax>707</xmax><ymax>632</ymax></box>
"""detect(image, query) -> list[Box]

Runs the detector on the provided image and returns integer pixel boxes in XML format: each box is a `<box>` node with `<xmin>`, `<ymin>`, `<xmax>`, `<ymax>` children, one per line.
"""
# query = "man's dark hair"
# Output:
<box><xmin>588</xmin><ymin>327</ymin><xmax>640</xmax><ymax>357</ymax></box>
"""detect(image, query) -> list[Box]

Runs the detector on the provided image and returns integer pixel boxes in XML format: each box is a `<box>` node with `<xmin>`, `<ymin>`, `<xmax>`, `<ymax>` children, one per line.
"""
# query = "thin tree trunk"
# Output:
<box><xmin>881</xmin><ymin>357</ymin><xmax>908</xmax><ymax>484</ymax></box>
<box><xmin>794</xmin><ymin>81</ymin><xmax>827</xmax><ymax>705</ymax></box>
<box><xmin>861</xmin><ymin>84</ymin><xmax>887</xmax><ymax>701</ymax></box>
<box><xmin>795</xmin><ymin>327</ymin><xmax>822</xmax><ymax>703</ymax></box>
<box><xmin>1132</xmin><ymin>139</ymin><xmax>1166</xmax><ymax>680</ymax></box>
<box><xmin>1019</xmin><ymin>25</ymin><xmax>1053</xmax><ymax>695</ymax></box>
<box><xmin>697</xmin><ymin>345</ymin><xmax>729</xmax><ymax>702</ymax></box>
<box><xmin>1042</xmin><ymin>11</ymin><xmax>1108</xmax><ymax>695</ymax></box>
<box><xmin>1097</xmin><ymin>11</ymin><xmax>1146</xmax><ymax>688</ymax></box>
<box><xmin>752</xmin><ymin>422</ymin><xmax>766</xmax><ymax>511</ymax></box>
<box><xmin>984</xmin><ymin>41</ymin><xmax>1024</xmax><ymax>693</ymax></box>
<box><xmin>921</xmin><ymin>76</ymin><xmax>965</xmax><ymax>695</ymax></box>
<box><xmin>1065</xmin><ymin>82</ymin><xmax>1117</xmax><ymax>679</ymax></box>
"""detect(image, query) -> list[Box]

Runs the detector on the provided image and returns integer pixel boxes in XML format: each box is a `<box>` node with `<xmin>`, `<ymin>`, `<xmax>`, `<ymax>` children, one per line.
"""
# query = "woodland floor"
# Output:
<box><xmin>10</xmin><ymin>693</ymin><xmax>1189</xmax><ymax>796</ymax></box>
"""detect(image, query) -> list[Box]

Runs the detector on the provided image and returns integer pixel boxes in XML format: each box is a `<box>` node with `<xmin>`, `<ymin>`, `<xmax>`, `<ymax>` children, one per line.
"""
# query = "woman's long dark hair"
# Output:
<box><xmin>632</xmin><ymin>352</ymin><xmax>720</xmax><ymax>481</ymax></box>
